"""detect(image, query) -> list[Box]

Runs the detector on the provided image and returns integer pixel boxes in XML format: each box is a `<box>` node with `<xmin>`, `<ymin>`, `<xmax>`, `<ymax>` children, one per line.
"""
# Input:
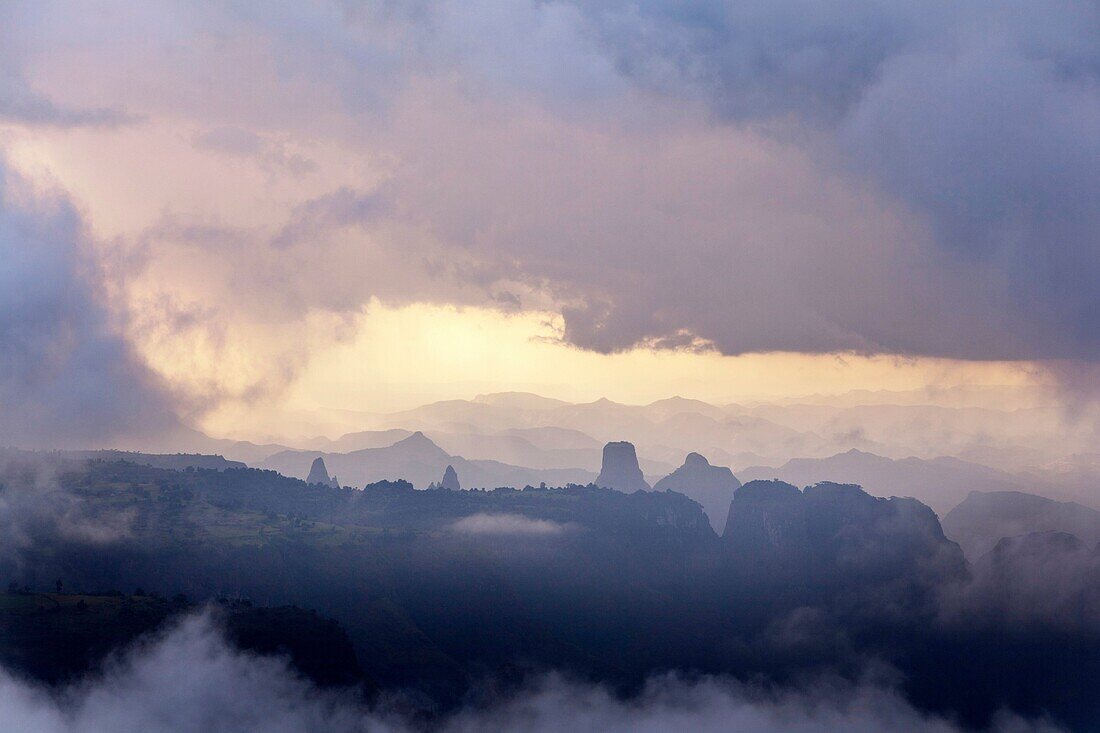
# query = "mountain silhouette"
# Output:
<box><xmin>653</xmin><ymin>452</ymin><xmax>741</xmax><ymax>533</ymax></box>
<box><xmin>440</xmin><ymin>464</ymin><xmax>461</xmax><ymax>491</ymax></box>
<box><xmin>306</xmin><ymin>456</ymin><xmax>339</xmax><ymax>488</ymax></box>
<box><xmin>943</xmin><ymin>490</ymin><xmax>1100</xmax><ymax>560</ymax></box>
<box><xmin>596</xmin><ymin>441</ymin><xmax>650</xmax><ymax>493</ymax></box>
<box><xmin>262</xmin><ymin>432</ymin><xmax>592</xmax><ymax>489</ymax></box>
<box><xmin>724</xmin><ymin>479</ymin><xmax>965</xmax><ymax>582</ymax></box>
<box><xmin>739</xmin><ymin>448</ymin><xmax>1025</xmax><ymax>515</ymax></box>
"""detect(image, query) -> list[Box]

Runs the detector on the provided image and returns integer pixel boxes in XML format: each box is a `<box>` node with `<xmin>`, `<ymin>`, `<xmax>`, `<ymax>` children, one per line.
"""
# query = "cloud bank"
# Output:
<box><xmin>0</xmin><ymin>611</ymin><xmax>1062</xmax><ymax>733</ymax></box>
<box><xmin>1</xmin><ymin>0</ymin><xmax>1098</xmax><ymax>431</ymax></box>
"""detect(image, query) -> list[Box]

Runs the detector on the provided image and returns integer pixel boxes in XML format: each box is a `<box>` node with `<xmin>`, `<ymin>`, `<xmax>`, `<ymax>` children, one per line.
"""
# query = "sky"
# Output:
<box><xmin>1</xmin><ymin>1</ymin><xmax>1096</xmax><ymax>444</ymax></box>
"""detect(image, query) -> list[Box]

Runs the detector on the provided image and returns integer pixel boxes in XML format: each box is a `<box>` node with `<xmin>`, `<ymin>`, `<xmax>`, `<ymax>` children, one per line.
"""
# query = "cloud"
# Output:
<box><xmin>0</xmin><ymin>157</ymin><xmax>179</xmax><ymax>448</ymax></box>
<box><xmin>0</xmin><ymin>60</ymin><xmax>137</xmax><ymax>129</ymax></box>
<box><xmin>0</xmin><ymin>450</ymin><xmax>140</xmax><ymax>585</ymax></box>
<box><xmin>390</xmin><ymin>0</ymin><xmax>1100</xmax><ymax>361</ymax></box>
<box><xmin>1</xmin><ymin>0</ymin><xmax>1098</xmax><ymax>424</ymax></box>
<box><xmin>0</xmin><ymin>612</ymin><xmax>366</xmax><ymax>733</ymax></box>
<box><xmin>940</xmin><ymin>531</ymin><xmax>1100</xmax><ymax>632</ymax></box>
<box><xmin>192</xmin><ymin>127</ymin><xmax>317</xmax><ymax>177</ymax></box>
<box><xmin>0</xmin><ymin>88</ymin><xmax>137</xmax><ymax>129</ymax></box>
<box><xmin>840</xmin><ymin>12</ymin><xmax>1100</xmax><ymax>360</ymax></box>
<box><xmin>450</xmin><ymin>513</ymin><xmax>569</xmax><ymax>536</ymax></box>
<box><xmin>0</xmin><ymin>610</ymin><xmax>1063</xmax><ymax>733</ymax></box>
<box><xmin>271</xmin><ymin>187</ymin><xmax>388</xmax><ymax>249</ymax></box>
<box><xmin>443</xmin><ymin>674</ymin><xmax>1057</xmax><ymax>733</ymax></box>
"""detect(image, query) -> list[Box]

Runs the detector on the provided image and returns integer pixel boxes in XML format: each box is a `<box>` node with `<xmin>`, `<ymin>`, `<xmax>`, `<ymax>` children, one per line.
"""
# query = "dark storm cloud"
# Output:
<box><xmin>270</xmin><ymin>0</ymin><xmax>1095</xmax><ymax>362</ymax></box>
<box><xmin>573</xmin><ymin>0</ymin><xmax>922</xmax><ymax>122</ymax></box>
<box><xmin>512</xmin><ymin>0</ymin><xmax>1100</xmax><ymax>360</ymax></box>
<box><xmin>0</xmin><ymin>160</ymin><xmax>178</xmax><ymax>448</ymax></box>
<box><xmin>843</xmin><ymin>36</ymin><xmax>1100</xmax><ymax>358</ymax></box>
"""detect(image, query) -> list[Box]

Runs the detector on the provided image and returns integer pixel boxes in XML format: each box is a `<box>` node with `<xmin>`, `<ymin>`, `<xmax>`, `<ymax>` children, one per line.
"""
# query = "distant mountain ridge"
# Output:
<box><xmin>739</xmin><ymin>448</ymin><xmax>1026</xmax><ymax>514</ymax></box>
<box><xmin>943</xmin><ymin>490</ymin><xmax>1100</xmax><ymax>560</ymax></box>
<box><xmin>261</xmin><ymin>432</ymin><xmax>594</xmax><ymax>489</ymax></box>
<box><xmin>18</xmin><ymin>449</ymin><xmax>246</xmax><ymax>472</ymax></box>
<box><xmin>92</xmin><ymin>389</ymin><xmax>1100</xmax><ymax>516</ymax></box>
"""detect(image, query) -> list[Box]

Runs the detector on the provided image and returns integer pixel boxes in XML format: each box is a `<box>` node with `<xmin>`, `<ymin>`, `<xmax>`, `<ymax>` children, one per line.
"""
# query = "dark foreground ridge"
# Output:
<box><xmin>3</xmin><ymin>454</ymin><xmax>1100</xmax><ymax>729</ymax></box>
<box><xmin>0</xmin><ymin>591</ymin><xmax>359</xmax><ymax>688</ymax></box>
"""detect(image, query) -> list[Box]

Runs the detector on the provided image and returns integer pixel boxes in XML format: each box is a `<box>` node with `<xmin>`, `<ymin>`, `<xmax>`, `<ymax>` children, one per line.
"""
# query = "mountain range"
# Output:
<box><xmin>260</xmin><ymin>432</ymin><xmax>595</xmax><ymax>489</ymax></box>
<box><xmin>75</xmin><ymin>389</ymin><xmax>1100</xmax><ymax>517</ymax></box>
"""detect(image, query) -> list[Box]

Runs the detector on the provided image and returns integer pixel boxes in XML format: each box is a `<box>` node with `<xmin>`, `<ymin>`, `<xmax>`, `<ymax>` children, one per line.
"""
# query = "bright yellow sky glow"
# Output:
<box><xmin>198</xmin><ymin>302</ymin><xmax>1038</xmax><ymax>440</ymax></box>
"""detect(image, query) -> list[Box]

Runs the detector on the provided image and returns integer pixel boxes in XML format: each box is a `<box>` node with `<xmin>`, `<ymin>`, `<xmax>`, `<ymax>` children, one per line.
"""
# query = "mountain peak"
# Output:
<box><xmin>471</xmin><ymin>392</ymin><xmax>568</xmax><ymax>409</ymax></box>
<box><xmin>389</xmin><ymin>431</ymin><xmax>450</xmax><ymax>460</ymax></box>
<box><xmin>684</xmin><ymin>451</ymin><xmax>710</xmax><ymax>467</ymax></box>
<box><xmin>397</xmin><ymin>431</ymin><xmax>433</xmax><ymax>446</ymax></box>
<box><xmin>306</xmin><ymin>456</ymin><xmax>338</xmax><ymax>488</ymax></box>
<box><xmin>841</xmin><ymin>448</ymin><xmax>876</xmax><ymax>458</ymax></box>
<box><xmin>654</xmin><ymin>452</ymin><xmax>740</xmax><ymax>534</ymax></box>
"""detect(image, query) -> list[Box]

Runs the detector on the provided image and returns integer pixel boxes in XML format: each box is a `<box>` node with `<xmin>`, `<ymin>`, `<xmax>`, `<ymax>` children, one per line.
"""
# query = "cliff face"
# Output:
<box><xmin>723</xmin><ymin>480</ymin><xmax>966</xmax><ymax>583</ymax></box>
<box><xmin>653</xmin><ymin>452</ymin><xmax>741</xmax><ymax>534</ymax></box>
<box><xmin>596</xmin><ymin>441</ymin><xmax>650</xmax><ymax>493</ymax></box>
<box><xmin>723</xmin><ymin>480</ymin><xmax>805</xmax><ymax>552</ymax></box>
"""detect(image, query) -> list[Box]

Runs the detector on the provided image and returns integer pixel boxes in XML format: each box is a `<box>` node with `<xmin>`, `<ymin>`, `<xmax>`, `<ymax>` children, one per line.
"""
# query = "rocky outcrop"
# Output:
<box><xmin>596</xmin><ymin>441</ymin><xmax>650</xmax><ymax>493</ymax></box>
<box><xmin>306</xmin><ymin>457</ymin><xmax>339</xmax><ymax>488</ymax></box>
<box><xmin>441</xmin><ymin>464</ymin><xmax>461</xmax><ymax>491</ymax></box>
<box><xmin>653</xmin><ymin>452</ymin><xmax>741</xmax><ymax>534</ymax></box>
<box><xmin>723</xmin><ymin>479</ymin><xmax>805</xmax><ymax>553</ymax></box>
<box><xmin>723</xmin><ymin>480</ymin><xmax>965</xmax><ymax>582</ymax></box>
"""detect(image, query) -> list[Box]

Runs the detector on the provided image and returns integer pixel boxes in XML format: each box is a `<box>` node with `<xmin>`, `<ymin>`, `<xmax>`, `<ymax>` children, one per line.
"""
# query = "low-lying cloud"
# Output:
<box><xmin>0</xmin><ymin>452</ymin><xmax>135</xmax><ymax>577</ymax></box>
<box><xmin>0</xmin><ymin>611</ymin><xmax>1064</xmax><ymax>733</ymax></box>
<box><xmin>450</xmin><ymin>513</ymin><xmax>569</xmax><ymax>537</ymax></box>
